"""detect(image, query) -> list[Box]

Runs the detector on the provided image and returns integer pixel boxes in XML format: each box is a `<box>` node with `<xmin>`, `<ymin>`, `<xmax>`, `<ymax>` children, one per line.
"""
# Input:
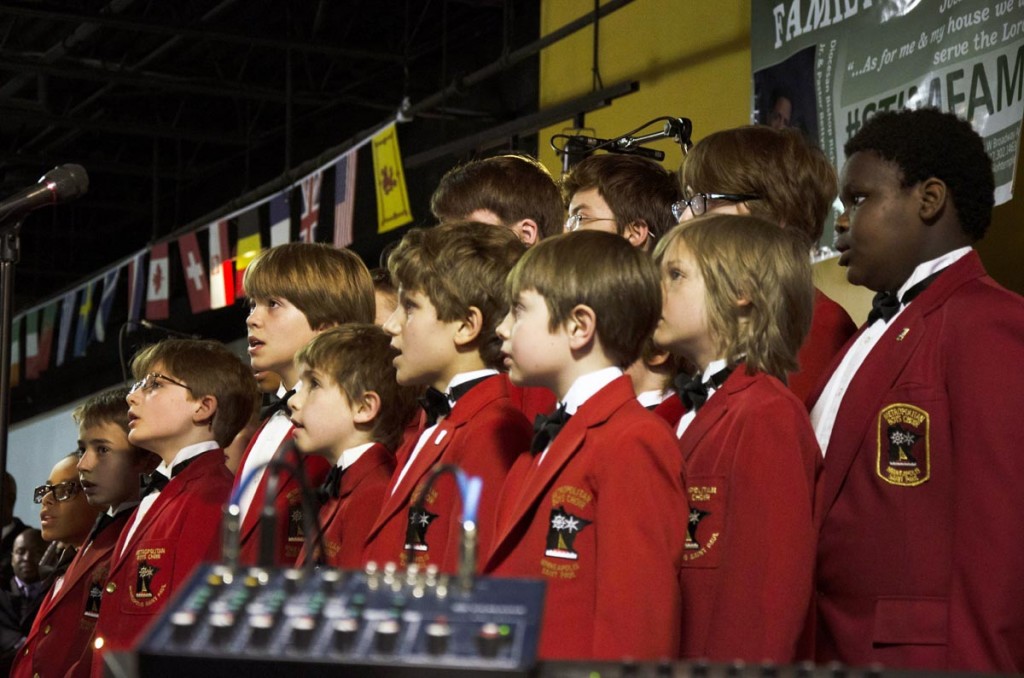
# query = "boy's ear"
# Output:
<box><xmin>566</xmin><ymin>304</ymin><xmax>598</xmax><ymax>350</ymax></box>
<box><xmin>192</xmin><ymin>395</ymin><xmax>218</xmax><ymax>429</ymax></box>
<box><xmin>453</xmin><ymin>306</ymin><xmax>484</xmax><ymax>347</ymax></box>
<box><xmin>352</xmin><ymin>391</ymin><xmax>381</xmax><ymax>425</ymax></box>
<box><xmin>918</xmin><ymin>177</ymin><xmax>947</xmax><ymax>222</ymax></box>
<box><xmin>510</xmin><ymin>219</ymin><xmax>540</xmax><ymax>246</ymax></box>
<box><xmin>623</xmin><ymin>220</ymin><xmax>651</xmax><ymax>249</ymax></box>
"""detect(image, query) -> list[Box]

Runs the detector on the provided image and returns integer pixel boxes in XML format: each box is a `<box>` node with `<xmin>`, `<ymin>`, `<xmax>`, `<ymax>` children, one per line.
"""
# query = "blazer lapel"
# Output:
<box><xmin>676</xmin><ymin>369</ymin><xmax>759</xmax><ymax>463</ymax></box>
<box><xmin>819</xmin><ymin>254</ymin><xmax>983</xmax><ymax>518</ymax></box>
<box><xmin>238</xmin><ymin>424</ymin><xmax>296</xmax><ymax>542</ymax></box>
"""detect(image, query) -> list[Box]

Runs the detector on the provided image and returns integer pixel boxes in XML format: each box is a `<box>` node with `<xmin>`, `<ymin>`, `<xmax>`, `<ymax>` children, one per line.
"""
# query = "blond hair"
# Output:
<box><xmin>507</xmin><ymin>230</ymin><xmax>661</xmax><ymax>368</ymax></box>
<box><xmin>655</xmin><ymin>214</ymin><xmax>813</xmax><ymax>379</ymax></box>
<box><xmin>243</xmin><ymin>243</ymin><xmax>375</xmax><ymax>329</ymax></box>
<box><xmin>295</xmin><ymin>324</ymin><xmax>419</xmax><ymax>451</ymax></box>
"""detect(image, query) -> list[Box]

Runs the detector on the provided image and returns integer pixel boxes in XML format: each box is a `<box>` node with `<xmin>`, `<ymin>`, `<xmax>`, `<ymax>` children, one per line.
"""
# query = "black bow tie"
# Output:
<box><xmin>260</xmin><ymin>388</ymin><xmax>296</xmax><ymax>420</ymax></box>
<box><xmin>417</xmin><ymin>376</ymin><xmax>490</xmax><ymax>426</ymax></box>
<box><xmin>319</xmin><ymin>464</ymin><xmax>346</xmax><ymax>502</ymax></box>
<box><xmin>867</xmin><ymin>271</ymin><xmax>942</xmax><ymax>325</ymax></box>
<box><xmin>674</xmin><ymin>366</ymin><xmax>734</xmax><ymax>412</ymax></box>
<box><xmin>531</xmin><ymin>405</ymin><xmax>572</xmax><ymax>454</ymax></box>
<box><xmin>139</xmin><ymin>456</ymin><xmax>199</xmax><ymax>499</ymax></box>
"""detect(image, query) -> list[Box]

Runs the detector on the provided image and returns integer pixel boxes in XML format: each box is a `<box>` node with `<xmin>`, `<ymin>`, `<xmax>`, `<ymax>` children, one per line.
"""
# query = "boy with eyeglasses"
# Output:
<box><xmin>89</xmin><ymin>339</ymin><xmax>258</xmax><ymax>675</ymax></box>
<box><xmin>11</xmin><ymin>389</ymin><xmax>158</xmax><ymax>678</ymax></box>
<box><xmin>562</xmin><ymin>153</ymin><xmax>683</xmax><ymax>409</ymax></box>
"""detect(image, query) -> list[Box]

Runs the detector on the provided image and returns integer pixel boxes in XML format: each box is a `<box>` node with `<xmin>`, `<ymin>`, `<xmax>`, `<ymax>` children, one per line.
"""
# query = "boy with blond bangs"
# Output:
<box><xmin>365</xmin><ymin>222</ymin><xmax>533</xmax><ymax>572</ymax></box>
<box><xmin>487</xmin><ymin>230</ymin><xmax>688</xmax><ymax>660</ymax></box>
<box><xmin>90</xmin><ymin>339</ymin><xmax>258</xmax><ymax>675</ymax></box>
<box><xmin>238</xmin><ymin>242</ymin><xmax>376</xmax><ymax>566</ymax></box>
<box><xmin>289</xmin><ymin>324</ymin><xmax>419</xmax><ymax>568</ymax></box>
<box><xmin>11</xmin><ymin>388</ymin><xmax>157</xmax><ymax>678</ymax></box>
<box><xmin>652</xmin><ymin>215</ymin><xmax>819</xmax><ymax>662</ymax></box>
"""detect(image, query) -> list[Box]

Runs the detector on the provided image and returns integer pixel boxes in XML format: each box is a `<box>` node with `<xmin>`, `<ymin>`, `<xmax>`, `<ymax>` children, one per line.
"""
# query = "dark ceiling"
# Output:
<box><xmin>0</xmin><ymin>0</ymin><xmax>541</xmax><ymax>312</ymax></box>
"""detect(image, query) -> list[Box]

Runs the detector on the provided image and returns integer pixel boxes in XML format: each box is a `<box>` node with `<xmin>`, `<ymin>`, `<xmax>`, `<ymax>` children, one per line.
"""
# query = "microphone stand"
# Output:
<box><xmin>0</xmin><ymin>218</ymin><xmax>23</xmax><ymax>521</ymax></box>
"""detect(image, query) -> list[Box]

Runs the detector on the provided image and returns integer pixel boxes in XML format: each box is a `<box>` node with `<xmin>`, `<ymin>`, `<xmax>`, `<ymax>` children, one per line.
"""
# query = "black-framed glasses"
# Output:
<box><xmin>33</xmin><ymin>479</ymin><xmax>81</xmax><ymax>504</ymax></box>
<box><xmin>565</xmin><ymin>213</ymin><xmax>618</xmax><ymax>232</ymax></box>
<box><xmin>128</xmin><ymin>372</ymin><xmax>193</xmax><ymax>396</ymax></box>
<box><xmin>671</xmin><ymin>193</ymin><xmax>761</xmax><ymax>221</ymax></box>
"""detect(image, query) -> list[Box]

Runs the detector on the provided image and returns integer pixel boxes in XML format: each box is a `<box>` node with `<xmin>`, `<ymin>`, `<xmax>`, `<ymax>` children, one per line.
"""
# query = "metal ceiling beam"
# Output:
<box><xmin>0</xmin><ymin>3</ymin><xmax>404</xmax><ymax>64</ymax></box>
<box><xmin>0</xmin><ymin>104</ymin><xmax>249</xmax><ymax>145</ymax></box>
<box><xmin>0</xmin><ymin>49</ymin><xmax>334</xmax><ymax>107</ymax></box>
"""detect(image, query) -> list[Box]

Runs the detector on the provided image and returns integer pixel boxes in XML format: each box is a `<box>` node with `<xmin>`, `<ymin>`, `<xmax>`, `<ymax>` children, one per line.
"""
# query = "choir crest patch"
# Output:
<box><xmin>682</xmin><ymin>477</ymin><xmax>725</xmax><ymax>567</ymax></box>
<box><xmin>544</xmin><ymin>506</ymin><xmax>592</xmax><ymax>560</ymax></box>
<box><xmin>287</xmin><ymin>488</ymin><xmax>305</xmax><ymax>543</ymax></box>
<box><xmin>129</xmin><ymin>547</ymin><xmax>168</xmax><ymax>607</ymax></box>
<box><xmin>404</xmin><ymin>507</ymin><xmax>438</xmax><ymax>552</ymax></box>
<box><xmin>877</xmin><ymin>403</ymin><xmax>930</xmax><ymax>487</ymax></box>
<box><xmin>85</xmin><ymin>582</ymin><xmax>103</xmax><ymax>617</ymax></box>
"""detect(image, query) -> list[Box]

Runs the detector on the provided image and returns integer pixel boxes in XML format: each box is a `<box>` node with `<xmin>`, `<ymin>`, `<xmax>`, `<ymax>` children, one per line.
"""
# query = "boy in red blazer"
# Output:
<box><xmin>561</xmin><ymin>154</ymin><xmax>684</xmax><ymax>408</ymax></box>
<box><xmin>288</xmin><ymin>324</ymin><xmax>419</xmax><ymax>568</ymax></box>
<box><xmin>653</xmin><ymin>215</ymin><xmax>819</xmax><ymax>662</ymax></box>
<box><xmin>676</xmin><ymin>125</ymin><xmax>857</xmax><ymax>401</ymax></box>
<box><xmin>236</xmin><ymin>243</ymin><xmax>375</xmax><ymax>566</ymax></box>
<box><xmin>809</xmin><ymin>109</ymin><xmax>1024</xmax><ymax>673</ymax></box>
<box><xmin>89</xmin><ymin>339</ymin><xmax>258</xmax><ymax>676</ymax></box>
<box><xmin>365</xmin><ymin>222</ymin><xmax>533</xmax><ymax>572</ymax></box>
<box><xmin>11</xmin><ymin>388</ymin><xmax>157</xmax><ymax>678</ymax></box>
<box><xmin>488</xmin><ymin>230</ymin><xmax>688</xmax><ymax>660</ymax></box>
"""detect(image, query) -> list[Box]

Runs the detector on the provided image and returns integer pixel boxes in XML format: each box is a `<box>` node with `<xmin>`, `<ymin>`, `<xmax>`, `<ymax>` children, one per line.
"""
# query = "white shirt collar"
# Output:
<box><xmin>338</xmin><ymin>442</ymin><xmax>375</xmax><ymax>471</ymax></box>
<box><xmin>561</xmin><ymin>366</ymin><xmax>623</xmax><ymax>416</ymax></box>
<box><xmin>897</xmin><ymin>247</ymin><xmax>971</xmax><ymax>299</ymax></box>
<box><xmin>158</xmin><ymin>440</ymin><xmax>219</xmax><ymax>478</ymax></box>
<box><xmin>701</xmin><ymin>358</ymin><xmax>730</xmax><ymax>384</ymax></box>
<box><xmin>445</xmin><ymin>369</ymin><xmax>498</xmax><ymax>405</ymax></box>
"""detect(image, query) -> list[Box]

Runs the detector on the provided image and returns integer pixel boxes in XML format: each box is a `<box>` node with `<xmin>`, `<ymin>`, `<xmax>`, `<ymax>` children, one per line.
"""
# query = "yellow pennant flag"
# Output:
<box><xmin>372</xmin><ymin>124</ymin><xmax>413</xmax><ymax>234</ymax></box>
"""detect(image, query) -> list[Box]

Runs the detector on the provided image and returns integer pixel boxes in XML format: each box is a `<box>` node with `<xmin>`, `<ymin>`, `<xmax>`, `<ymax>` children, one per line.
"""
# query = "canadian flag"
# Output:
<box><xmin>208</xmin><ymin>220</ymin><xmax>235</xmax><ymax>309</ymax></box>
<box><xmin>146</xmin><ymin>242</ymin><xmax>170</xmax><ymax>320</ymax></box>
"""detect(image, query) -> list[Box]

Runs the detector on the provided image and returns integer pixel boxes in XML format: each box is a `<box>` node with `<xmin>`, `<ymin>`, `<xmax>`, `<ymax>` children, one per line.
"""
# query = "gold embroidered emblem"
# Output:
<box><xmin>877</xmin><ymin>403</ymin><xmax>930</xmax><ymax>486</ymax></box>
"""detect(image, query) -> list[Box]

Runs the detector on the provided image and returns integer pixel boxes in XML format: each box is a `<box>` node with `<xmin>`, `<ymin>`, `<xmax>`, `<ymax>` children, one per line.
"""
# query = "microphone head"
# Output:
<box><xmin>40</xmin><ymin>164</ymin><xmax>89</xmax><ymax>201</ymax></box>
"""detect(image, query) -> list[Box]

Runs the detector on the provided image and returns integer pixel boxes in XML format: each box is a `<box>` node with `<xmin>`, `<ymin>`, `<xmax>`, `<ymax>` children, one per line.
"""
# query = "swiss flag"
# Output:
<box><xmin>178</xmin><ymin>232</ymin><xmax>210</xmax><ymax>314</ymax></box>
<box><xmin>208</xmin><ymin>220</ymin><xmax>235</xmax><ymax>309</ymax></box>
<box><xmin>146</xmin><ymin>242</ymin><xmax>170</xmax><ymax>320</ymax></box>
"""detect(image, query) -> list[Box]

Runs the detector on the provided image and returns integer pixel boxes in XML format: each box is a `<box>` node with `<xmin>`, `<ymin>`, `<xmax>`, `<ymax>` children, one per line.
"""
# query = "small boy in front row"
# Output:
<box><xmin>653</xmin><ymin>214</ymin><xmax>819</xmax><ymax>663</ymax></box>
<box><xmin>90</xmin><ymin>339</ymin><xmax>258</xmax><ymax>675</ymax></box>
<box><xmin>486</xmin><ymin>230</ymin><xmax>689</xmax><ymax>660</ymax></box>
<box><xmin>12</xmin><ymin>388</ymin><xmax>158</xmax><ymax>678</ymax></box>
<box><xmin>364</xmin><ymin>222</ymin><xmax>533</xmax><ymax>572</ymax></box>
<box><xmin>288</xmin><ymin>324</ymin><xmax>420</xmax><ymax>569</ymax></box>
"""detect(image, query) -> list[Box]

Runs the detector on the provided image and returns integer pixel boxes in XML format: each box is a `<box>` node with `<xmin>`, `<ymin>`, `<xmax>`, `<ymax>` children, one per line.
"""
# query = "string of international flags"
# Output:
<box><xmin>9</xmin><ymin>122</ymin><xmax>414</xmax><ymax>387</ymax></box>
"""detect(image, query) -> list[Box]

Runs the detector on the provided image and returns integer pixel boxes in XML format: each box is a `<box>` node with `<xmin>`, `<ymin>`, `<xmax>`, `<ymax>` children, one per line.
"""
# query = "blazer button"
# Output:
<box><xmin>44</xmin><ymin>624</ymin><xmax>51</xmax><ymax>634</ymax></box>
<box><xmin>106</xmin><ymin>582</ymin><xmax>117</xmax><ymax>594</ymax></box>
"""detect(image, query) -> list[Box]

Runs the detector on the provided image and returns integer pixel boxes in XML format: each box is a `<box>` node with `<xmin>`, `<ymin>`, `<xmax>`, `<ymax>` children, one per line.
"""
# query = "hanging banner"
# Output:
<box><xmin>371</xmin><ymin>123</ymin><xmax>413</xmax><ymax>233</ymax></box>
<box><xmin>752</xmin><ymin>0</ymin><xmax>1024</xmax><ymax>202</ymax></box>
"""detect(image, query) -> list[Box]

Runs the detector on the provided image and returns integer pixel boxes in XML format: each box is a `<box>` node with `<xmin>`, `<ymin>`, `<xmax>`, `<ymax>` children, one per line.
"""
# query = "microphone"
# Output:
<box><xmin>139</xmin><ymin>320</ymin><xmax>201</xmax><ymax>339</ymax></box>
<box><xmin>0</xmin><ymin>164</ymin><xmax>89</xmax><ymax>225</ymax></box>
<box><xmin>565</xmin><ymin>135</ymin><xmax>665</xmax><ymax>161</ymax></box>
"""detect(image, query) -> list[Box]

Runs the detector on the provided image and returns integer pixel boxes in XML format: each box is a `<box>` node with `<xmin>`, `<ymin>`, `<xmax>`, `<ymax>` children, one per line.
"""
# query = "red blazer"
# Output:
<box><xmin>676</xmin><ymin>367</ymin><xmax>818</xmax><ymax>663</ymax></box>
<box><xmin>234</xmin><ymin>415</ymin><xmax>331</xmax><ymax>566</ymax></box>
<box><xmin>808</xmin><ymin>252</ymin><xmax>1024</xmax><ymax>673</ymax></box>
<box><xmin>505</xmin><ymin>380</ymin><xmax>558</xmax><ymax>423</ymax></box>
<box><xmin>90</xmin><ymin>450</ymin><xmax>233</xmax><ymax>676</ymax></box>
<box><xmin>298</xmin><ymin>444</ymin><xmax>395</xmax><ymax>569</ymax></box>
<box><xmin>484</xmin><ymin>376</ymin><xmax>688</xmax><ymax>661</ymax></box>
<box><xmin>10</xmin><ymin>512</ymin><xmax>130</xmax><ymax>678</ymax></box>
<box><xmin>362</xmin><ymin>375</ymin><xmax>531</xmax><ymax>572</ymax></box>
<box><xmin>789</xmin><ymin>291</ymin><xmax>857</xmax><ymax>402</ymax></box>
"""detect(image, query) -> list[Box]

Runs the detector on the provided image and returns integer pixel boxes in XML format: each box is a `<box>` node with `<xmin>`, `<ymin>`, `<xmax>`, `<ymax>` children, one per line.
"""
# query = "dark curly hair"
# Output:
<box><xmin>844</xmin><ymin>108</ymin><xmax>994</xmax><ymax>241</ymax></box>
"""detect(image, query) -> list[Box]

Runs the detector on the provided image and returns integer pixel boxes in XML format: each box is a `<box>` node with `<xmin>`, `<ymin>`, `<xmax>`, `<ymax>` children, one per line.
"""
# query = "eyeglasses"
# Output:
<box><xmin>128</xmin><ymin>372</ymin><xmax>193</xmax><ymax>396</ymax></box>
<box><xmin>33</xmin><ymin>479</ymin><xmax>81</xmax><ymax>504</ymax></box>
<box><xmin>671</xmin><ymin>193</ymin><xmax>761</xmax><ymax>221</ymax></box>
<box><xmin>565</xmin><ymin>213</ymin><xmax>617</xmax><ymax>232</ymax></box>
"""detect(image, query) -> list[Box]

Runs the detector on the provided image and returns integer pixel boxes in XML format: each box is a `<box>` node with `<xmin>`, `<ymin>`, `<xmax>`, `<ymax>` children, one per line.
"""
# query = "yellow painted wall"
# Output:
<box><xmin>538</xmin><ymin>0</ymin><xmax>1024</xmax><ymax>322</ymax></box>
